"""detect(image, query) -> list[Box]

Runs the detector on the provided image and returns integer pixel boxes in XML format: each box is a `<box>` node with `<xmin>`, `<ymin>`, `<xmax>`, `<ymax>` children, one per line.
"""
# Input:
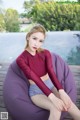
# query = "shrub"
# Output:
<box><xmin>28</xmin><ymin>1</ymin><xmax>80</xmax><ymax>31</ymax></box>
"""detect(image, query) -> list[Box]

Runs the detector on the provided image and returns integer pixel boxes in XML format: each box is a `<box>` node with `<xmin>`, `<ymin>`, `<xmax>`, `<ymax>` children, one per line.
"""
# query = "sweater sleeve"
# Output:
<box><xmin>16</xmin><ymin>54</ymin><xmax>52</xmax><ymax>96</ymax></box>
<box><xmin>44</xmin><ymin>49</ymin><xmax>63</xmax><ymax>90</ymax></box>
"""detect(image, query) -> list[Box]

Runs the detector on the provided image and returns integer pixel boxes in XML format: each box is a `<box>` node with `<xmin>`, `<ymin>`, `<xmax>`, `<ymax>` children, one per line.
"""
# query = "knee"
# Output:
<box><xmin>50</xmin><ymin>106</ymin><xmax>61</xmax><ymax>120</ymax></box>
<box><xmin>50</xmin><ymin>106</ymin><xmax>61</xmax><ymax>114</ymax></box>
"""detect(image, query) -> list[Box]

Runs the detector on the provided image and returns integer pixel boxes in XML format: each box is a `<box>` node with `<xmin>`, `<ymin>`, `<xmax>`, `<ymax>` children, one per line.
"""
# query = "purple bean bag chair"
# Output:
<box><xmin>3</xmin><ymin>52</ymin><xmax>77</xmax><ymax>120</ymax></box>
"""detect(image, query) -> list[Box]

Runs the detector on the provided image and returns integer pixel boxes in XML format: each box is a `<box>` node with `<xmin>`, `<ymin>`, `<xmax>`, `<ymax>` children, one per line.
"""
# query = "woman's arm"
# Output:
<box><xmin>44</xmin><ymin>49</ymin><xmax>63</xmax><ymax>90</ymax></box>
<box><xmin>44</xmin><ymin>50</ymin><xmax>72</xmax><ymax>109</ymax></box>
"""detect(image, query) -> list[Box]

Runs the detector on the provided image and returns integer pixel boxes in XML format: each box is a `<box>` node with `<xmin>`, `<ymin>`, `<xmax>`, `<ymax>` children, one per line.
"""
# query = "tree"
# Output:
<box><xmin>4</xmin><ymin>8</ymin><xmax>20</xmax><ymax>32</ymax></box>
<box><xmin>23</xmin><ymin>0</ymin><xmax>41</xmax><ymax>15</ymax></box>
<box><xmin>0</xmin><ymin>14</ymin><xmax>5</xmax><ymax>31</ymax></box>
<box><xmin>26</xmin><ymin>1</ymin><xmax>80</xmax><ymax>31</ymax></box>
<box><xmin>0</xmin><ymin>0</ymin><xmax>6</xmax><ymax>32</ymax></box>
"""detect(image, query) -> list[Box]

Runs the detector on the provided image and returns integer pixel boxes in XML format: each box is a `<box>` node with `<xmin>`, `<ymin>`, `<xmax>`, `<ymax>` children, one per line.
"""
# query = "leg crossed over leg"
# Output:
<box><xmin>51</xmin><ymin>87</ymin><xmax>80</xmax><ymax>120</ymax></box>
<box><xmin>31</xmin><ymin>94</ymin><xmax>61</xmax><ymax>120</ymax></box>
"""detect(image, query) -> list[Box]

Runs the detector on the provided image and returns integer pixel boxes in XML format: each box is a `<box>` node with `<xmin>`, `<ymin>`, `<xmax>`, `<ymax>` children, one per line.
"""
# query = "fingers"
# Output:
<box><xmin>57</xmin><ymin>100</ymin><xmax>64</xmax><ymax>111</ymax></box>
<box><xmin>61</xmin><ymin>95</ymin><xmax>72</xmax><ymax>110</ymax></box>
<box><xmin>51</xmin><ymin>96</ymin><xmax>68</xmax><ymax>112</ymax></box>
<box><xmin>52</xmin><ymin>99</ymin><xmax>63</xmax><ymax>112</ymax></box>
<box><xmin>57</xmin><ymin>100</ymin><xmax>67</xmax><ymax>112</ymax></box>
<box><xmin>60</xmin><ymin>100</ymin><xmax>67</xmax><ymax>111</ymax></box>
<box><xmin>66</xmin><ymin>100</ymin><xmax>72</xmax><ymax>109</ymax></box>
<box><xmin>65</xmin><ymin>98</ymin><xmax>72</xmax><ymax>108</ymax></box>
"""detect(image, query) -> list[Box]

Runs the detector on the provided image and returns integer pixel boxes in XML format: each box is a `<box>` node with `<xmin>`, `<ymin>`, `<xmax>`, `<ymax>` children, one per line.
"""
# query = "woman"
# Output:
<box><xmin>16</xmin><ymin>24</ymin><xmax>80</xmax><ymax>120</ymax></box>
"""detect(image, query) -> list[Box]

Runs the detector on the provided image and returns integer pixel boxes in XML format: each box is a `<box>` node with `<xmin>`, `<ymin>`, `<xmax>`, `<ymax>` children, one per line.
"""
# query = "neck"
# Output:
<box><xmin>26</xmin><ymin>47</ymin><xmax>36</xmax><ymax>56</ymax></box>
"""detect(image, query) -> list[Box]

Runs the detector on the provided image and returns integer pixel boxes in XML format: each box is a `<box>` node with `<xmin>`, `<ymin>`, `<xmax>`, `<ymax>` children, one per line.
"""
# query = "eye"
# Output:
<box><xmin>40</xmin><ymin>40</ymin><xmax>44</xmax><ymax>43</ymax></box>
<box><xmin>33</xmin><ymin>37</ymin><xmax>37</xmax><ymax>40</ymax></box>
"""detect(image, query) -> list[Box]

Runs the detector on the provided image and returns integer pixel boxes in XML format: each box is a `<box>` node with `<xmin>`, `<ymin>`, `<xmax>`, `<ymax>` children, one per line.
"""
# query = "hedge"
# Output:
<box><xmin>29</xmin><ymin>1</ymin><xmax>80</xmax><ymax>31</ymax></box>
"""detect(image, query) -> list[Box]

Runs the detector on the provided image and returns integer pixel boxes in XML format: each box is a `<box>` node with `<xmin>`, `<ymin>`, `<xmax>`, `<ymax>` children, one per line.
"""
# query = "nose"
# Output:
<box><xmin>34</xmin><ymin>41</ymin><xmax>39</xmax><ymax>47</ymax></box>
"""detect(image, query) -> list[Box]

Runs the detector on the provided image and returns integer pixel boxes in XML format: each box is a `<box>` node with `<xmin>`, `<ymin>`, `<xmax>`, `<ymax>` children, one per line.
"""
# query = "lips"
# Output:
<box><xmin>33</xmin><ymin>47</ymin><xmax>37</xmax><ymax>50</ymax></box>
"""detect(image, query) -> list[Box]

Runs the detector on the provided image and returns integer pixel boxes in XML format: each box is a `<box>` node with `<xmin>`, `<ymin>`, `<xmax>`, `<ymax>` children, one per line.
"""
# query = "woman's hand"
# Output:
<box><xmin>59</xmin><ymin>89</ymin><xmax>72</xmax><ymax>110</ymax></box>
<box><xmin>48</xmin><ymin>93</ymin><xmax>67</xmax><ymax>111</ymax></box>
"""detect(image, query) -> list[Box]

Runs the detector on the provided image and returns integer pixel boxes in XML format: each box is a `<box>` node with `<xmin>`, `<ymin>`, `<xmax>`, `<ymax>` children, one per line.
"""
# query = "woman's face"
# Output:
<box><xmin>27</xmin><ymin>32</ymin><xmax>45</xmax><ymax>52</ymax></box>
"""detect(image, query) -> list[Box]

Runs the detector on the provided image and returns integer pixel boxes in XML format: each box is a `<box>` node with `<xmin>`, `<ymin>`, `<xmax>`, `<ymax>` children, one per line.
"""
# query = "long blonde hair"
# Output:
<box><xmin>25</xmin><ymin>24</ymin><xmax>46</xmax><ymax>52</ymax></box>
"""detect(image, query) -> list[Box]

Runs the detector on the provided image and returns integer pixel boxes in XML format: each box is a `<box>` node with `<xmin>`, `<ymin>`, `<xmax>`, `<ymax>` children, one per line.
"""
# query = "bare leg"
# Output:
<box><xmin>68</xmin><ymin>102</ymin><xmax>80</xmax><ymax>120</ymax></box>
<box><xmin>51</xmin><ymin>87</ymin><xmax>80</xmax><ymax>120</ymax></box>
<box><xmin>31</xmin><ymin>94</ymin><xmax>61</xmax><ymax>120</ymax></box>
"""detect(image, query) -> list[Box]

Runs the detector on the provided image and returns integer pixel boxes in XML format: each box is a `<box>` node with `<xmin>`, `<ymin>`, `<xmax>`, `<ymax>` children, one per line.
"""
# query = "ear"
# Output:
<box><xmin>26</xmin><ymin>35</ymin><xmax>29</xmax><ymax>41</ymax></box>
<box><xmin>27</xmin><ymin>37</ymin><xmax>30</xmax><ymax>41</ymax></box>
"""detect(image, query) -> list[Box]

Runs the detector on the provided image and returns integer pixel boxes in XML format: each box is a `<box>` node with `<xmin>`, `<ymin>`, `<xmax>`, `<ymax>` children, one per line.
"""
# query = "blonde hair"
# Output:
<box><xmin>25</xmin><ymin>24</ymin><xmax>46</xmax><ymax>52</ymax></box>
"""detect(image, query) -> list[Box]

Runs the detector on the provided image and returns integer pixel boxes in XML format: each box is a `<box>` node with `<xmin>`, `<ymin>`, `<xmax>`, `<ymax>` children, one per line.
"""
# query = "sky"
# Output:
<box><xmin>2</xmin><ymin>0</ymin><xmax>27</xmax><ymax>13</ymax></box>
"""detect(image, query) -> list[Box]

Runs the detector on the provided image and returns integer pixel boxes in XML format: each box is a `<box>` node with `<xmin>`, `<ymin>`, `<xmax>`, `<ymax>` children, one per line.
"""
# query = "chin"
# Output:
<box><xmin>31</xmin><ymin>49</ymin><xmax>36</xmax><ymax>52</ymax></box>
